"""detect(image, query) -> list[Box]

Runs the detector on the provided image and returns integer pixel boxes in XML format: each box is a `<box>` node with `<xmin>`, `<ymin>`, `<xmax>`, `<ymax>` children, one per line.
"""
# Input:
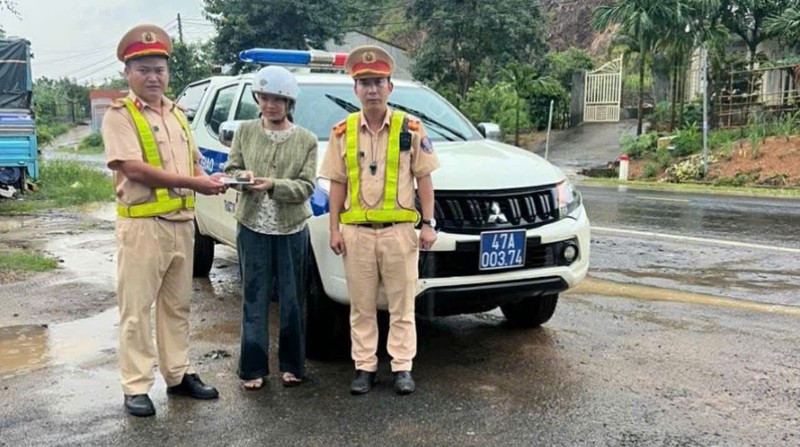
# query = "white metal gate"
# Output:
<box><xmin>584</xmin><ymin>56</ymin><xmax>623</xmax><ymax>122</ymax></box>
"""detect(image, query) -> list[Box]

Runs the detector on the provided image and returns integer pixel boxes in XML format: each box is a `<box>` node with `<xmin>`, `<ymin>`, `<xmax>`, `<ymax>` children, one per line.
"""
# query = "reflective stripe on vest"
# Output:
<box><xmin>339</xmin><ymin>111</ymin><xmax>419</xmax><ymax>224</ymax></box>
<box><xmin>117</xmin><ymin>98</ymin><xmax>195</xmax><ymax>218</ymax></box>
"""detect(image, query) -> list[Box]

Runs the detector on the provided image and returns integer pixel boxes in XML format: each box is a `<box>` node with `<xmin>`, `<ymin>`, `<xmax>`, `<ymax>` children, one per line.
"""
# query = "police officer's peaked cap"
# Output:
<box><xmin>345</xmin><ymin>45</ymin><xmax>394</xmax><ymax>79</ymax></box>
<box><xmin>117</xmin><ymin>24</ymin><xmax>173</xmax><ymax>62</ymax></box>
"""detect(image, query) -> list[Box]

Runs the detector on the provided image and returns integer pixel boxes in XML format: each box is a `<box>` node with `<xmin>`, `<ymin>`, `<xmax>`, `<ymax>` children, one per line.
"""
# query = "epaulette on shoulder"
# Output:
<box><xmin>111</xmin><ymin>99</ymin><xmax>126</xmax><ymax>109</ymax></box>
<box><xmin>407</xmin><ymin>118</ymin><xmax>421</xmax><ymax>132</ymax></box>
<box><xmin>332</xmin><ymin>120</ymin><xmax>347</xmax><ymax>137</ymax></box>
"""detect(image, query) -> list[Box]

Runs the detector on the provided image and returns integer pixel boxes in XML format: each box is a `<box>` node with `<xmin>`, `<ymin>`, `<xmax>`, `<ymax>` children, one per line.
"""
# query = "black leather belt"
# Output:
<box><xmin>354</xmin><ymin>222</ymin><xmax>398</xmax><ymax>229</ymax></box>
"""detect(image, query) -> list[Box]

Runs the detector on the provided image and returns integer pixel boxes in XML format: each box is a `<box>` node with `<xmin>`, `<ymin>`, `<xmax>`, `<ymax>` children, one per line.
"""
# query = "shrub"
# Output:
<box><xmin>643</xmin><ymin>162</ymin><xmax>660</xmax><ymax>178</ymax></box>
<box><xmin>664</xmin><ymin>153</ymin><xmax>717</xmax><ymax>183</ymax></box>
<box><xmin>77</xmin><ymin>133</ymin><xmax>104</xmax><ymax>153</ymax></box>
<box><xmin>620</xmin><ymin>132</ymin><xmax>659</xmax><ymax>159</ymax></box>
<box><xmin>656</xmin><ymin>148</ymin><xmax>673</xmax><ymax>168</ymax></box>
<box><xmin>648</xmin><ymin>101</ymin><xmax>671</xmax><ymax>130</ymax></box>
<box><xmin>672</xmin><ymin>125</ymin><xmax>702</xmax><ymax>156</ymax></box>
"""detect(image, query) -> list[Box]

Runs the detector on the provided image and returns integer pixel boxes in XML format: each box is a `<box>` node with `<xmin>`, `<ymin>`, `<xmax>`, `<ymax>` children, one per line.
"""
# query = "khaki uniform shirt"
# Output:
<box><xmin>103</xmin><ymin>92</ymin><xmax>201</xmax><ymax>221</ymax></box>
<box><xmin>319</xmin><ymin>109</ymin><xmax>439</xmax><ymax>212</ymax></box>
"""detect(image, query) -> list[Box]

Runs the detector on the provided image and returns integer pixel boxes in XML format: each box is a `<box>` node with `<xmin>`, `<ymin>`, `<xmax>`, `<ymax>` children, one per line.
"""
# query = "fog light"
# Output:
<box><xmin>562</xmin><ymin>243</ymin><xmax>578</xmax><ymax>264</ymax></box>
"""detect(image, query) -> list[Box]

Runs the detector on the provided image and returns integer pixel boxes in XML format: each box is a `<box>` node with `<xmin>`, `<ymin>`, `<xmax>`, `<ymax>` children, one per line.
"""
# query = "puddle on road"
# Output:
<box><xmin>0</xmin><ymin>308</ymin><xmax>118</xmax><ymax>379</ymax></box>
<box><xmin>568</xmin><ymin>277</ymin><xmax>800</xmax><ymax>317</ymax></box>
<box><xmin>601</xmin><ymin>267</ymin><xmax>800</xmax><ymax>293</ymax></box>
<box><xmin>1</xmin><ymin>203</ymin><xmax>118</xmax><ymax>378</ymax></box>
<box><xmin>0</xmin><ymin>216</ymin><xmax>32</xmax><ymax>233</ymax></box>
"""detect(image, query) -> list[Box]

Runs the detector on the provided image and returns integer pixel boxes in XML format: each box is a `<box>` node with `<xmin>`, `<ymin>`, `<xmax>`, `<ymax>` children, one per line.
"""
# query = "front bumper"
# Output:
<box><xmin>416</xmin><ymin>276</ymin><xmax>569</xmax><ymax>317</ymax></box>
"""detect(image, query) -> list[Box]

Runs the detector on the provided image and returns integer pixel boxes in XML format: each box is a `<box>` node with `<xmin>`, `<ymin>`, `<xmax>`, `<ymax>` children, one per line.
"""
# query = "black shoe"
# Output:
<box><xmin>393</xmin><ymin>371</ymin><xmax>415</xmax><ymax>395</ymax></box>
<box><xmin>124</xmin><ymin>394</ymin><xmax>155</xmax><ymax>417</ymax></box>
<box><xmin>350</xmin><ymin>370</ymin><xmax>377</xmax><ymax>395</ymax></box>
<box><xmin>167</xmin><ymin>373</ymin><xmax>219</xmax><ymax>400</ymax></box>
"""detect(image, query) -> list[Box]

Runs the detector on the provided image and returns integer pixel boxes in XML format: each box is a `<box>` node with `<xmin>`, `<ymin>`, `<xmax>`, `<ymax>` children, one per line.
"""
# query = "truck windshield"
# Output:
<box><xmin>238</xmin><ymin>83</ymin><xmax>481</xmax><ymax>142</ymax></box>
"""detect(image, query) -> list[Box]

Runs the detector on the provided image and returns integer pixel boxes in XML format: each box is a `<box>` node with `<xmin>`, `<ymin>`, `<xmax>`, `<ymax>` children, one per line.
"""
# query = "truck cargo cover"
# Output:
<box><xmin>0</xmin><ymin>39</ymin><xmax>31</xmax><ymax>109</ymax></box>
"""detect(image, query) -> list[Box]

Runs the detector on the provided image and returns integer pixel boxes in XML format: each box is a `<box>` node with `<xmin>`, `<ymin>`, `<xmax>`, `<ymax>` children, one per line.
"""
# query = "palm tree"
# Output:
<box><xmin>592</xmin><ymin>0</ymin><xmax>678</xmax><ymax>135</ymax></box>
<box><xmin>764</xmin><ymin>6</ymin><xmax>800</xmax><ymax>47</ymax></box>
<box><xmin>658</xmin><ymin>0</ymin><xmax>728</xmax><ymax>129</ymax></box>
<box><xmin>720</xmin><ymin>0</ymin><xmax>796</xmax><ymax>70</ymax></box>
<box><xmin>500</xmin><ymin>62</ymin><xmax>563</xmax><ymax>146</ymax></box>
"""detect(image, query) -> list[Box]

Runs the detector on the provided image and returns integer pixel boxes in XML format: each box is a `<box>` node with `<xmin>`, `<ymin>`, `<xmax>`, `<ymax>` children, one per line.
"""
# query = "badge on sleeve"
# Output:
<box><xmin>421</xmin><ymin>136</ymin><xmax>434</xmax><ymax>154</ymax></box>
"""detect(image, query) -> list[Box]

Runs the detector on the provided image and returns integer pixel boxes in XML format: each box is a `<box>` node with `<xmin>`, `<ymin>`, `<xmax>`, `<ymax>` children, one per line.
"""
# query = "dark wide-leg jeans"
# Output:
<box><xmin>237</xmin><ymin>223</ymin><xmax>308</xmax><ymax>380</ymax></box>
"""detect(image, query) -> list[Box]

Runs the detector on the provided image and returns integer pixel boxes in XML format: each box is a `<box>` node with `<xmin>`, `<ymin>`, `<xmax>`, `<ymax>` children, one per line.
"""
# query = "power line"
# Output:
<box><xmin>75</xmin><ymin>58</ymin><xmax>121</xmax><ymax>84</ymax></box>
<box><xmin>34</xmin><ymin>45</ymin><xmax>116</xmax><ymax>68</ymax></box>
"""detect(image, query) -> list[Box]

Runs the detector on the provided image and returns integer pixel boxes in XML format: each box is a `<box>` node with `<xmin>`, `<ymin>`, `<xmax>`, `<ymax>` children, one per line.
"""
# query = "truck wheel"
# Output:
<box><xmin>306</xmin><ymin>255</ymin><xmax>350</xmax><ymax>360</ymax></box>
<box><xmin>193</xmin><ymin>220</ymin><xmax>215</xmax><ymax>278</ymax></box>
<box><xmin>500</xmin><ymin>294</ymin><xmax>559</xmax><ymax>328</ymax></box>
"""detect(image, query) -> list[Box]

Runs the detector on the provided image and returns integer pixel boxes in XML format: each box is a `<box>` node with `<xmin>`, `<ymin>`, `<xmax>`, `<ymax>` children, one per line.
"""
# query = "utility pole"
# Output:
<box><xmin>177</xmin><ymin>13</ymin><xmax>184</xmax><ymax>44</ymax></box>
<box><xmin>701</xmin><ymin>44</ymin><xmax>708</xmax><ymax>178</ymax></box>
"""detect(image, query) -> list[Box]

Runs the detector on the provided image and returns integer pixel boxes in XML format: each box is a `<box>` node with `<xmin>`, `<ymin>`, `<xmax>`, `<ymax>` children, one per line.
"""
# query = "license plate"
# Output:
<box><xmin>479</xmin><ymin>230</ymin><xmax>526</xmax><ymax>270</ymax></box>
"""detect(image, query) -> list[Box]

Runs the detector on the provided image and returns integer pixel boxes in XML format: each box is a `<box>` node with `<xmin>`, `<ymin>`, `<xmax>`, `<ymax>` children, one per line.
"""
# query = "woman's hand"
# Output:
<box><xmin>245</xmin><ymin>177</ymin><xmax>273</xmax><ymax>192</ymax></box>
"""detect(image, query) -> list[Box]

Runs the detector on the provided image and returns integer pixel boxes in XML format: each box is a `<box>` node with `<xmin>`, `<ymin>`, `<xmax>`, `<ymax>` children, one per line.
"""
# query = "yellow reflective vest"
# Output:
<box><xmin>117</xmin><ymin>97</ymin><xmax>196</xmax><ymax>218</ymax></box>
<box><xmin>339</xmin><ymin>111</ymin><xmax>419</xmax><ymax>224</ymax></box>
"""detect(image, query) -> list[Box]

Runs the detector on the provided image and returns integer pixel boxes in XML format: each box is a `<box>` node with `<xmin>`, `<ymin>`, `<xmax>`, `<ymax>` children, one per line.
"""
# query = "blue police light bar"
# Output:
<box><xmin>238</xmin><ymin>49</ymin><xmax>347</xmax><ymax>67</ymax></box>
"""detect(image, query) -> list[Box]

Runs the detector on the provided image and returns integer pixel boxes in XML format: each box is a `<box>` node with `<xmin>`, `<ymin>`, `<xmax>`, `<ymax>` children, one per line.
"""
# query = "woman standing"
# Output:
<box><xmin>224</xmin><ymin>66</ymin><xmax>317</xmax><ymax>390</ymax></box>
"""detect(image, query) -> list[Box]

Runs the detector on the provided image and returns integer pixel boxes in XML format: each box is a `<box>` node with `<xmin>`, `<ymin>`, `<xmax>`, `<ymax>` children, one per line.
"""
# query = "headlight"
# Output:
<box><xmin>556</xmin><ymin>180</ymin><xmax>581</xmax><ymax>218</ymax></box>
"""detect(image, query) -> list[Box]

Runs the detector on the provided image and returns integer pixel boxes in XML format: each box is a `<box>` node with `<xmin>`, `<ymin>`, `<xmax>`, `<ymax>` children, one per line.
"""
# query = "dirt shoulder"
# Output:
<box><xmin>628</xmin><ymin>135</ymin><xmax>800</xmax><ymax>188</ymax></box>
<box><xmin>0</xmin><ymin>207</ymin><xmax>117</xmax><ymax>327</ymax></box>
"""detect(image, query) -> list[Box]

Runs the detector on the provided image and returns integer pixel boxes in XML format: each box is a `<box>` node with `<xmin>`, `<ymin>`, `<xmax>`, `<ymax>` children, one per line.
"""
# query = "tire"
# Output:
<box><xmin>305</xmin><ymin>255</ymin><xmax>351</xmax><ymax>360</ymax></box>
<box><xmin>500</xmin><ymin>294</ymin><xmax>559</xmax><ymax>328</ymax></box>
<box><xmin>192</xmin><ymin>220</ymin><xmax>215</xmax><ymax>278</ymax></box>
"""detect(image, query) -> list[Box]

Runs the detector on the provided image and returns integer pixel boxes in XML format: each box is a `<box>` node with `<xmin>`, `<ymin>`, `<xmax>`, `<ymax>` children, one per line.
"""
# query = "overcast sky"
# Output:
<box><xmin>2</xmin><ymin>0</ymin><xmax>214</xmax><ymax>84</ymax></box>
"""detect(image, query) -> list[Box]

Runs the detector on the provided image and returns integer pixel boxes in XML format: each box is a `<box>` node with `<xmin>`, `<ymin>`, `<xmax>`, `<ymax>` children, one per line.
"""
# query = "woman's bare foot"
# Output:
<box><xmin>281</xmin><ymin>372</ymin><xmax>304</xmax><ymax>387</ymax></box>
<box><xmin>242</xmin><ymin>377</ymin><xmax>264</xmax><ymax>390</ymax></box>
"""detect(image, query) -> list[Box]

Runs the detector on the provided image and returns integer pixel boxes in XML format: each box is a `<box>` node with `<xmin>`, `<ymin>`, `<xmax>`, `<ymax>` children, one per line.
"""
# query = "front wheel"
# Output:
<box><xmin>192</xmin><ymin>220</ymin><xmax>215</xmax><ymax>278</ymax></box>
<box><xmin>500</xmin><ymin>294</ymin><xmax>559</xmax><ymax>328</ymax></box>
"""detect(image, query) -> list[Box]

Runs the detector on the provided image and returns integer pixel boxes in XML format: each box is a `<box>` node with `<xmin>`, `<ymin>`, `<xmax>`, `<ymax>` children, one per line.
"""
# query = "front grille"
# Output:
<box><xmin>419</xmin><ymin>238</ymin><xmax>577</xmax><ymax>278</ymax></box>
<box><xmin>421</xmin><ymin>186</ymin><xmax>559</xmax><ymax>235</ymax></box>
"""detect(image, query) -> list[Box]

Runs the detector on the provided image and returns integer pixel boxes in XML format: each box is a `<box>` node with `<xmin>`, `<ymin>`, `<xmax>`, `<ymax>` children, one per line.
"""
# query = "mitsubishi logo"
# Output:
<box><xmin>487</xmin><ymin>201</ymin><xmax>508</xmax><ymax>223</ymax></box>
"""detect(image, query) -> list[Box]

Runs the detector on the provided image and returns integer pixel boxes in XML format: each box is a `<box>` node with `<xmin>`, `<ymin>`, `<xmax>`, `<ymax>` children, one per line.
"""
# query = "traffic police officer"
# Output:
<box><xmin>103</xmin><ymin>24</ymin><xmax>226</xmax><ymax>417</ymax></box>
<box><xmin>319</xmin><ymin>45</ymin><xmax>439</xmax><ymax>395</ymax></box>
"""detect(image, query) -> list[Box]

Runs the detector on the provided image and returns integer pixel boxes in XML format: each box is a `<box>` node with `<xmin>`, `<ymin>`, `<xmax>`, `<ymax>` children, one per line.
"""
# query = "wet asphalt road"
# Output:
<box><xmin>1</xmin><ymin>187</ymin><xmax>799</xmax><ymax>446</ymax></box>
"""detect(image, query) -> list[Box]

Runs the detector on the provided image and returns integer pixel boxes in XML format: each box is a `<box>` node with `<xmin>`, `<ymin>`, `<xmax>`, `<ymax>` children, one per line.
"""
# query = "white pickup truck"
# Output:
<box><xmin>176</xmin><ymin>52</ymin><xmax>590</xmax><ymax>357</ymax></box>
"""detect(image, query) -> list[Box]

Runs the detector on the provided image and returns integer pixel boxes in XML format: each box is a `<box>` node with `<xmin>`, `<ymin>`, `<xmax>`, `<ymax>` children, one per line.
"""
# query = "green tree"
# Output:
<box><xmin>720</xmin><ymin>0</ymin><xmax>794</xmax><ymax>70</ymax></box>
<box><xmin>461</xmin><ymin>79</ymin><xmax>530</xmax><ymax>134</ymax></box>
<box><xmin>656</xmin><ymin>0</ymin><xmax>728</xmax><ymax>130</ymax></box>
<box><xmin>408</xmin><ymin>0</ymin><xmax>548</xmax><ymax>99</ymax></box>
<box><xmin>33</xmin><ymin>77</ymin><xmax>89</xmax><ymax>124</ymax></box>
<box><xmin>763</xmin><ymin>6</ymin><xmax>800</xmax><ymax>47</ymax></box>
<box><xmin>168</xmin><ymin>41</ymin><xmax>215</xmax><ymax>95</ymax></box>
<box><xmin>203</xmin><ymin>0</ymin><xmax>351</xmax><ymax>73</ymax></box>
<box><xmin>592</xmin><ymin>0</ymin><xmax>677</xmax><ymax>135</ymax></box>
<box><xmin>544</xmin><ymin>48</ymin><xmax>595</xmax><ymax>91</ymax></box>
<box><xmin>0</xmin><ymin>1</ymin><xmax>19</xmax><ymax>36</ymax></box>
<box><xmin>500</xmin><ymin>62</ymin><xmax>564</xmax><ymax>145</ymax></box>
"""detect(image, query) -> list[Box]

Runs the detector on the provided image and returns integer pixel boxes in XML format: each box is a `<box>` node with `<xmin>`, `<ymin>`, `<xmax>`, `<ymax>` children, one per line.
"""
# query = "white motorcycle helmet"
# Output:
<box><xmin>252</xmin><ymin>65</ymin><xmax>298</xmax><ymax>101</ymax></box>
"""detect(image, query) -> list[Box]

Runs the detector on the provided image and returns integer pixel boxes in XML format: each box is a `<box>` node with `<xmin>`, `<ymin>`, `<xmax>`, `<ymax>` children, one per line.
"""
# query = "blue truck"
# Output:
<box><xmin>0</xmin><ymin>38</ymin><xmax>37</xmax><ymax>191</ymax></box>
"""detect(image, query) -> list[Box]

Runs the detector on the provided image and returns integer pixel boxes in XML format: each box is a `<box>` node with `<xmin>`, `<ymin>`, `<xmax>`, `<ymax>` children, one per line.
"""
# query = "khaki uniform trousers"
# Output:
<box><xmin>116</xmin><ymin>217</ymin><xmax>195</xmax><ymax>395</ymax></box>
<box><xmin>341</xmin><ymin>222</ymin><xmax>418</xmax><ymax>372</ymax></box>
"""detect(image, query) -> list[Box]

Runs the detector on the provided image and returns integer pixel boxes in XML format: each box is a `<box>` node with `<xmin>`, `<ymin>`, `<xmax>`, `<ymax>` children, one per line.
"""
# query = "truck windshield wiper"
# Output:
<box><xmin>387</xmin><ymin>102</ymin><xmax>467</xmax><ymax>141</ymax></box>
<box><xmin>324</xmin><ymin>94</ymin><xmax>360</xmax><ymax>113</ymax></box>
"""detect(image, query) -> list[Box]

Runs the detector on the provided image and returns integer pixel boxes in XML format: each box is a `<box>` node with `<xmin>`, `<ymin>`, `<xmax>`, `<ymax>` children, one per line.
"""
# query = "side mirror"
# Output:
<box><xmin>185</xmin><ymin>108</ymin><xmax>196</xmax><ymax>122</ymax></box>
<box><xmin>218</xmin><ymin>121</ymin><xmax>242</xmax><ymax>148</ymax></box>
<box><xmin>477</xmin><ymin>122</ymin><xmax>501</xmax><ymax>141</ymax></box>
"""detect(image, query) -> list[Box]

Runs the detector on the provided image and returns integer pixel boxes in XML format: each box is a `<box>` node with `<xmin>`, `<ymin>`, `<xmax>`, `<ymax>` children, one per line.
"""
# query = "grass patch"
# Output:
<box><xmin>59</xmin><ymin>132</ymin><xmax>104</xmax><ymax>154</ymax></box>
<box><xmin>579</xmin><ymin>178</ymin><xmax>800</xmax><ymax>198</ymax></box>
<box><xmin>0</xmin><ymin>160</ymin><xmax>114</xmax><ymax>213</ymax></box>
<box><xmin>0</xmin><ymin>251</ymin><xmax>58</xmax><ymax>272</ymax></box>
